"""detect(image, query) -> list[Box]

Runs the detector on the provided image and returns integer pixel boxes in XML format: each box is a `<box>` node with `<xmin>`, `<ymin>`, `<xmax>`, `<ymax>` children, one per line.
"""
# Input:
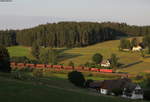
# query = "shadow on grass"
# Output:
<box><xmin>121</xmin><ymin>61</ymin><xmax>143</xmax><ymax>68</ymax></box>
<box><xmin>56</xmin><ymin>48</ymin><xmax>82</xmax><ymax>62</ymax></box>
<box><xmin>58</xmin><ymin>53</ymin><xmax>82</xmax><ymax>62</ymax></box>
<box><xmin>143</xmin><ymin>56</ymin><xmax>150</xmax><ymax>58</ymax></box>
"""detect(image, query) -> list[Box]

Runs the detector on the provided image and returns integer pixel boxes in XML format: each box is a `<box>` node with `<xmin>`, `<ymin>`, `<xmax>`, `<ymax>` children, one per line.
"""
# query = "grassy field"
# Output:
<box><xmin>43</xmin><ymin>71</ymin><xmax>120</xmax><ymax>81</ymax></box>
<box><xmin>7</xmin><ymin>46</ymin><xmax>34</xmax><ymax>59</ymax></box>
<box><xmin>7</xmin><ymin>38</ymin><xmax>150</xmax><ymax>74</ymax></box>
<box><xmin>0</xmin><ymin>76</ymin><xmax>148</xmax><ymax>102</ymax></box>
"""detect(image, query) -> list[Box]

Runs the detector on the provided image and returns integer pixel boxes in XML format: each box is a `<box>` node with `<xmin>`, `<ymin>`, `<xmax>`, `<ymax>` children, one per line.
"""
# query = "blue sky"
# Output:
<box><xmin>0</xmin><ymin>0</ymin><xmax>150</xmax><ymax>29</ymax></box>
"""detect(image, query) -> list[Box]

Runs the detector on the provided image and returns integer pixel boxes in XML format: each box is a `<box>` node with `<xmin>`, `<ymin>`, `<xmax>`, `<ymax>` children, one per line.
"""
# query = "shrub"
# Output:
<box><xmin>33</xmin><ymin>69</ymin><xmax>43</xmax><ymax>78</ymax></box>
<box><xmin>68</xmin><ymin>71</ymin><xmax>85</xmax><ymax>87</ymax></box>
<box><xmin>119</xmin><ymin>38</ymin><xmax>131</xmax><ymax>49</ymax></box>
<box><xmin>10</xmin><ymin>56</ymin><xmax>30</xmax><ymax>63</ymax></box>
<box><xmin>11</xmin><ymin>56</ymin><xmax>39</xmax><ymax>64</ymax></box>
<box><xmin>19</xmin><ymin>67</ymin><xmax>33</xmax><ymax>72</ymax></box>
<box><xmin>11</xmin><ymin>71</ymin><xmax>30</xmax><ymax>80</ymax></box>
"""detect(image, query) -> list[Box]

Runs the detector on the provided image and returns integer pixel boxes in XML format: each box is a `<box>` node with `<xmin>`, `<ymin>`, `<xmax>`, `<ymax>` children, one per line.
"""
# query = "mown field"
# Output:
<box><xmin>7</xmin><ymin>38</ymin><xmax>150</xmax><ymax>74</ymax></box>
<box><xmin>0</xmin><ymin>76</ymin><xmax>148</xmax><ymax>102</ymax></box>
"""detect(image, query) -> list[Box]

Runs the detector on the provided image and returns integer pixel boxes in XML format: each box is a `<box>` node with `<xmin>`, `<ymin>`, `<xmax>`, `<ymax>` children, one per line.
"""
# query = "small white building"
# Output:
<box><xmin>122</xmin><ymin>84</ymin><xmax>143</xmax><ymax>99</ymax></box>
<box><xmin>132</xmin><ymin>46</ymin><xmax>142</xmax><ymax>52</ymax></box>
<box><xmin>101</xmin><ymin>60</ymin><xmax>111</xmax><ymax>67</ymax></box>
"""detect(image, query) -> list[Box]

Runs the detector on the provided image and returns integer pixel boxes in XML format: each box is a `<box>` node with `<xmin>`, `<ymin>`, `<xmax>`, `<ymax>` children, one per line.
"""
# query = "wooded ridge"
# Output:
<box><xmin>1</xmin><ymin>22</ymin><xmax>150</xmax><ymax>47</ymax></box>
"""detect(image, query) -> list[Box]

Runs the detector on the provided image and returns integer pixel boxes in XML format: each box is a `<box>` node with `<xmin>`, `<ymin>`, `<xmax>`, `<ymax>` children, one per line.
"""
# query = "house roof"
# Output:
<box><xmin>89</xmin><ymin>81</ymin><xmax>103</xmax><ymax>88</ymax></box>
<box><xmin>90</xmin><ymin>78</ymin><xmax>133</xmax><ymax>90</ymax></box>
<box><xmin>101</xmin><ymin>78</ymin><xmax>136</xmax><ymax>91</ymax></box>
<box><xmin>101</xmin><ymin>60</ymin><xmax>110</xmax><ymax>64</ymax></box>
<box><xmin>123</xmin><ymin>82</ymin><xmax>137</xmax><ymax>91</ymax></box>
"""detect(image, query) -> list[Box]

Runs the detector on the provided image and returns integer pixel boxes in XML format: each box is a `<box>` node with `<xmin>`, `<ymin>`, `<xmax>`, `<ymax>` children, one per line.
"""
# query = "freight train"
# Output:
<box><xmin>10</xmin><ymin>62</ymin><xmax>113</xmax><ymax>73</ymax></box>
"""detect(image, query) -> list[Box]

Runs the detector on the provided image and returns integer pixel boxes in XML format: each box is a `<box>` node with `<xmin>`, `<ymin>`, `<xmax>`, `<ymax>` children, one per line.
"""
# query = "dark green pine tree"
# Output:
<box><xmin>0</xmin><ymin>45</ymin><xmax>11</xmax><ymax>73</ymax></box>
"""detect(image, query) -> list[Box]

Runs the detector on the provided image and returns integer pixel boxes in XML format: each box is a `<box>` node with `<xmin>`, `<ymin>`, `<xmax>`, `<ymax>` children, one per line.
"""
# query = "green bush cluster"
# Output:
<box><xmin>33</xmin><ymin>69</ymin><xmax>43</xmax><ymax>78</ymax></box>
<box><xmin>12</xmin><ymin>67</ymin><xmax>34</xmax><ymax>72</ymax></box>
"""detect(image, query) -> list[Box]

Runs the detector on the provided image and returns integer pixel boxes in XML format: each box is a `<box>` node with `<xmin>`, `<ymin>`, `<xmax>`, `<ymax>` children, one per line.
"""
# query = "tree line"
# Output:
<box><xmin>1</xmin><ymin>22</ymin><xmax>150</xmax><ymax>47</ymax></box>
<box><xmin>0</xmin><ymin>30</ymin><xmax>16</xmax><ymax>46</ymax></box>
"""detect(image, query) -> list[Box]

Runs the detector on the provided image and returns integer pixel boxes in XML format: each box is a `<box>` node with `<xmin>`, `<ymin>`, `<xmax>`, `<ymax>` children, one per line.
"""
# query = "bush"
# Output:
<box><xmin>33</xmin><ymin>69</ymin><xmax>43</xmax><ymax>78</ymax></box>
<box><xmin>10</xmin><ymin>56</ymin><xmax>30</xmax><ymax>63</ymax></box>
<box><xmin>68</xmin><ymin>71</ymin><xmax>85</xmax><ymax>87</ymax></box>
<box><xmin>11</xmin><ymin>71</ymin><xmax>30</xmax><ymax>80</ymax></box>
<box><xmin>10</xmin><ymin>56</ymin><xmax>39</xmax><ymax>64</ymax></box>
<box><xmin>19</xmin><ymin>67</ymin><xmax>33</xmax><ymax>72</ymax></box>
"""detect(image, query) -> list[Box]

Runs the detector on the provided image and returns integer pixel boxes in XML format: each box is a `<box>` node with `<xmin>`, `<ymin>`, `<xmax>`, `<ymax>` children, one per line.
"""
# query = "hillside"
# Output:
<box><xmin>7</xmin><ymin>38</ymin><xmax>150</xmax><ymax>74</ymax></box>
<box><xmin>0</xmin><ymin>76</ymin><xmax>148</xmax><ymax>102</ymax></box>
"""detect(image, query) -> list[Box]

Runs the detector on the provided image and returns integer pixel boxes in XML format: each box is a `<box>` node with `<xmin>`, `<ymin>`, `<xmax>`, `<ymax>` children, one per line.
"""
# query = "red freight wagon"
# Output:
<box><xmin>54</xmin><ymin>68</ymin><xmax>62</xmax><ymax>71</ymax></box>
<box><xmin>53</xmin><ymin>65</ymin><xmax>62</xmax><ymax>69</ymax></box>
<box><xmin>10</xmin><ymin>62</ymin><xmax>16</xmax><ymax>67</ymax></box>
<box><xmin>75</xmin><ymin>66</ymin><xmax>83</xmax><ymax>70</ymax></box>
<box><xmin>17</xmin><ymin>63</ymin><xmax>25</xmax><ymax>68</ymax></box>
<box><xmin>83</xmin><ymin>67</ymin><xmax>90</xmax><ymax>71</ymax></box>
<box><xmin>90</xmin><ymin>68</ymin><xmax>99</xmax><ymax>72</ymax></box>
<box><xmin>100</xmin><ymin>69</ymin><xmax>113</xmax><ymax>73</ymax></box>
<box><xmin>36</xmin><ymin>64</ymin><xmax>46</xmax><ymax>68</ymax></box>
<box><xmin>63</xmin><ymin>66</ymin><xmax>73</xmax><ymax>70</ymax></box>
<box><xmin>26</xmin><ymin>64</ymin><xmax>35</xmax><ymax>68</ymax></box>
<box><xmin>46</xmin><ymin>65</ymin><xmax>52</xmax><ymax>68</ymax></box>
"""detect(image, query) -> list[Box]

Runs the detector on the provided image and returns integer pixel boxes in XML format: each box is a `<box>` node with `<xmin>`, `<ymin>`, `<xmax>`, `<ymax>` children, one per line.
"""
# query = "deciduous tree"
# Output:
<box><xmin>92</xmin><ymin>53</ymin><xmax>103</xmax><ymax>64</ymax></box>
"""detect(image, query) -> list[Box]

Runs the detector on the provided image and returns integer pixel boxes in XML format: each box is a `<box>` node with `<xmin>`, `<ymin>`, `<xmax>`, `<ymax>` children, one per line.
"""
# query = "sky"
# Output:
<box><xmin>0</xmin><ymin>0</ymin><xmax>150</xmax><ymax>29</ymax></box>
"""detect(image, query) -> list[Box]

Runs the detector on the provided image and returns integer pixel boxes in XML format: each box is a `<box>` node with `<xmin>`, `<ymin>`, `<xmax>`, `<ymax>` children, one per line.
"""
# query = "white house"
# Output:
<box><xmin>132</xmin><ymin>46</ymin><xmax>142</xmax><ymax>52</ymax></box>
<box><xmin>122</xmin><ymin>84</ymin><xmax>143</xmax><ymax>99</ymax></box>
<box><xmin>101</xmin><ymin>60</ymin><xmax>111</xmax><ymax>67</ymax></box>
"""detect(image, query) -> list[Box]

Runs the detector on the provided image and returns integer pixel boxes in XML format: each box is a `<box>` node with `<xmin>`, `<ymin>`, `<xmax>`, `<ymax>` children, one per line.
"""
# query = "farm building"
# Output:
<box><xmin>89</xmin><ymin>78</ymin><xmax>143</xmax><ymax>99</ymax></box>
<box><xmin>100</xmin><ymin>60</ymin><xmax>111</xmax><ymax>67</ymax></box>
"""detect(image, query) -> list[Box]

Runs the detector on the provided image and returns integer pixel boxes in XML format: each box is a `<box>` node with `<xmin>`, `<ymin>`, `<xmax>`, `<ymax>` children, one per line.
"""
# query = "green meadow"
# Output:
<box><xmin>7</xmin><ymin>38</ymin><xmax>150</xmax><ymax>75</ymax></box>
<box><xmin>0</xmin><ymin>75</ymin><xmax>148</xmax><ymax>102</ymax></box>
